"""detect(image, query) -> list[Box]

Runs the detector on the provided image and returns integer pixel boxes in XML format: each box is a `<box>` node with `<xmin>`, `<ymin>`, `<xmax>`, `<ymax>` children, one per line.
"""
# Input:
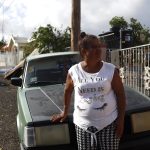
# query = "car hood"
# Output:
<box><xmin>25</xmin><ymin>84</ymin><xmax>150</xmax><ymax>124</ymax></box>
<box><xmin>125</xmin><ymin>86</ymin><xmax>150</xmax><ymax>112</ymax></box>
<box><xmin>25</xmin><ymin>84</ymin><xmax>74</xmax><ymax>123</ymax></box>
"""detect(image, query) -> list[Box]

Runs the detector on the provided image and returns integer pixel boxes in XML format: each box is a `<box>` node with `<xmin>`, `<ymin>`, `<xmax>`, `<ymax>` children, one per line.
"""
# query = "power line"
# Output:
<box><xmin>0</xmin><ymin>0</ymin><xmax>16</xmax><ymax>13</ymax></box>
<box><xmin>0</xmin><ymin>0</ymin><xmax>7</xmax><ymax>40</ymax></box>
<box><xmin>3</xmin><ymin>0</ymin><xmax>16</xmax><ymax>12</ymax></box>
<box><xmin>0</xmin><ymin>0</ymin><xmax>6</xmax><ymax>9</ymax></box>
<box><xmin>1</xmin><ymin>4</ymin><xmax>5</xmax><ymax>41</ymax></box>
<box><xmin>1</xmin><ymin>0</ymin><xmax>16</xmax><ymax>41</ymax></box>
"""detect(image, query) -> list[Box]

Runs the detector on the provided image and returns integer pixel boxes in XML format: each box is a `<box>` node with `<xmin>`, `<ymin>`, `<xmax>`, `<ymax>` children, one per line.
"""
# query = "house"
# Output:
<box><xmin>99</xmin><ymin>28</ymin><xmax>133</xmax><ymax>50</ymax></box>
<box><xmin>8</xmin><ymin>35</ymin><xmax>28</xmax><ymax>62</ymax></box>
<box><xmin>0</xmin><ymin>35</ymin><xmax>28</xmax><ymax>67</ymax></box>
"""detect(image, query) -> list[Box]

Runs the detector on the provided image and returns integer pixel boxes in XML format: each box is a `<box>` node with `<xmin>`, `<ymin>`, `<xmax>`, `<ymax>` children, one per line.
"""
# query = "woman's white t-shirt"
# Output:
<box><xmin>68</xmin><ymin>61</ymin><xmax>118</xmax><ymax>130</ymax></box>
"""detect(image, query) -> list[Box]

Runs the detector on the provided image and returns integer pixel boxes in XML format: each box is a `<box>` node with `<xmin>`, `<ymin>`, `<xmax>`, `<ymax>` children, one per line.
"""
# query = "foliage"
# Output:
<box><xmin>30</xmin><ymin>24</ymin><xmax>71</xmax><ymax>53</ymax></box>
<box><xmin>129</xmin><ymin>18</ymin><xmax>142</xmax><ymax>45</ymax></box>
<box><xmin>109</xmin><ymin>16</ymin><xmax>150</xmax><ymax>45</ymax></box>
<box><xmin>23</xmin><ymin>41</ymin><xmax>36</xmax><ymax>57</ymax></box>
<box><xmin>0</xmin><ymin>39</ymin><xmax>6</xmax><ymax>49</ymax></box>
<box><xmin>140</xmin><ymin>27</ymin><xmax>150</xmax><ymax>44</ymax></box>
<box><xmin>109</xmin><ymin>16</ymin><xmax>128</xmax><ymax>30</ymax></box>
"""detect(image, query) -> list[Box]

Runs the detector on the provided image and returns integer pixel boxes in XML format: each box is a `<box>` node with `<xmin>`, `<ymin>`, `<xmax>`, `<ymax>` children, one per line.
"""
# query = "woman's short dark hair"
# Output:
<box><xmin>78</xmin><ymin>32</ymin><xmax>100</xmax><ymax>58</ymax></box>
<box><xmin>80</xmin><ymin>32</ymin><xmax>86</xmax><ymax>39</ymax></box>
<box><xmin>79</xmin><ymin>33</ymin><xmax>99</xmax><ymax>50</ymax></box>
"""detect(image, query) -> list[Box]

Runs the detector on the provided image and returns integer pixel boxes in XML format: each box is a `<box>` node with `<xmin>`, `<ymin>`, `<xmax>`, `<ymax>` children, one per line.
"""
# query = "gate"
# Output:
<box><xmin>111</xmin><ymin>44</ymin><xmax>150</xmax><ymax>97</ymax></box>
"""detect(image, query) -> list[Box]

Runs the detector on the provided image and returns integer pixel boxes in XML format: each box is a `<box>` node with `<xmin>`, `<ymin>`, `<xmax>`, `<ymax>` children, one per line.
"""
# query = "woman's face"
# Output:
<box><xmin>82</xmin><ymin>39</ymin><xmax>102</xmax><ymax>64</ymax></box>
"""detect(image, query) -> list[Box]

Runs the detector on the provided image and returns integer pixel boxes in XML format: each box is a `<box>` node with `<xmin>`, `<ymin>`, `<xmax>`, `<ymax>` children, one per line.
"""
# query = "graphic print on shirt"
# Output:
<box><xmin>76</xmin><ymin>76</ymin><xmax>111</xmax><ymax>114</ymax></box>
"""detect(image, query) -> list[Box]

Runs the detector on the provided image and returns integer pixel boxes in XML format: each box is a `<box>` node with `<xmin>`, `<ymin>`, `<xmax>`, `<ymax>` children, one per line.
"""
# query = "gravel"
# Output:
<box><xmin>0</xmin><ymin>76</ymin><xmax>20</xmax><ymax>150</ymax></box>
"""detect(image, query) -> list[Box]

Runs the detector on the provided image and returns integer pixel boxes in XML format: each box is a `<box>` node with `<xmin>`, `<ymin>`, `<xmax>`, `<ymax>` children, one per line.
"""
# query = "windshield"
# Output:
<box><xmin>25</xmin><ymin>54</ymin><xmax>79</xmax><ymax>87</ymax></box>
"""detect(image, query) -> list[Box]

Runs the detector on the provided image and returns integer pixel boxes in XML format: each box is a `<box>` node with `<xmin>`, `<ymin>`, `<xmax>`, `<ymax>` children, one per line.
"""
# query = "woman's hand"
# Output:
<box><xmin>50</xmin><ymin>111</ymin><xmax>67</xmax><ymax>123</ymax></box>
<box><xmin>51</xmin><ymin>73</ymin><xmax>74</xmax><ymax>123</ymax></box>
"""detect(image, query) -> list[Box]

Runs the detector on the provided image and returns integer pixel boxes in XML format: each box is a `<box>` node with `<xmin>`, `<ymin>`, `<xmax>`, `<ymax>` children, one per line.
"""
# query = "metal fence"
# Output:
<box><xmin>111</xmin><ymin>44</ymin><xmax>150</xmax><ymax>97</ymax></box>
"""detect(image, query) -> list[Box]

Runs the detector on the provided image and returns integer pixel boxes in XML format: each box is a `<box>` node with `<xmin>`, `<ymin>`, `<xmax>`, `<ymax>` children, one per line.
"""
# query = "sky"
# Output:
<box><xmin>0</xmin><ymin>0</ymin><xmax>150</xmax><ymax>42</ymax></box>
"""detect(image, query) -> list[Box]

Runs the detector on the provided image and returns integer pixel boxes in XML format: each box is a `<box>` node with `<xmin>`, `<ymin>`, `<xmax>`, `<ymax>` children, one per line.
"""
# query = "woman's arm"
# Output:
<box><xmin>111</xmin><ymin>68</ymin><xmax>126</xmax><ymax>138</ymax></box>
<box><xmin>51</xmin><ymin>73</ymin><xmax>74</xmax><ymax>122</ymax></box>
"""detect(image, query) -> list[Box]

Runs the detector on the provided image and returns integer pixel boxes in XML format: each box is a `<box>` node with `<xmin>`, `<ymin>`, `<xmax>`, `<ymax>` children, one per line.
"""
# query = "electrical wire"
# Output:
<box><xmin>0</xmin><ymin>0</ymin><xmax>6</xmax><ymax>9</ymax></box>
<box><xmin>3</xmin><ymin>0</ymin><xmax>16</xmax><ymax>12</ymax></box>
<box><xmin>1</xmin><ymin>0</ymin><xmax>16</xmax><ymax>41</ymax></box>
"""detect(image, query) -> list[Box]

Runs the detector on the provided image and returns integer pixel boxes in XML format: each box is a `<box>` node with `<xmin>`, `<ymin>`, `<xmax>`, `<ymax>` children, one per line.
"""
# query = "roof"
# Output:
<box><xmin>98</xmin><ymin>31</ymin><xmax>114</xmax><ymax>37</ymax></box>
<box><xmin>0</xmin><ymin>45</ymin><xmax>9</xmax><ymax>51</ymax></box>
<box><xmin>4</xmin><ymin>59</ymin><xmax>25</xmax><ymax>80</ymax></box>
<box><xmin>13</xmin><ymin>36</ymin><xmax>28</xmax><ymax>44</ymax></box>
<box><xmin>26</xmin><ymin>51</ymin><xmax>79</xmax><ymax>62</ymax></box>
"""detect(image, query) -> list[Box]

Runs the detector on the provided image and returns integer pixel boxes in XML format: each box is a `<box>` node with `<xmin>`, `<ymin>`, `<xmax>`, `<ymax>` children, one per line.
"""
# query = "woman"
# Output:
<box><xmin>51</xmin><ymin>33</ymin><xmax>126</xmax><ymax>150</ymax></box>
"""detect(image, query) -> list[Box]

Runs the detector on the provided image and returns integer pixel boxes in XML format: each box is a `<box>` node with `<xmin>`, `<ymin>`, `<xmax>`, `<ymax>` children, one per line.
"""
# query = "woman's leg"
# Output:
<box><xmin>97</xmin><ymin>121</ymin><xmax>120</xmax><ymax>150</ymax></box>
<box><xmin>75</xmin><ymin>125</ymin><xmax>98</xmax><ymax>150</ymax></box>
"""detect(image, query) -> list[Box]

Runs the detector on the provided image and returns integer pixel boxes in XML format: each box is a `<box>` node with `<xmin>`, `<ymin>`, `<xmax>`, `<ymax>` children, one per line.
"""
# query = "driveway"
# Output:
<box><xmin>0</xmin><ymin>76</ymin><xmax>19</xmax><ymax>150</ymax></box>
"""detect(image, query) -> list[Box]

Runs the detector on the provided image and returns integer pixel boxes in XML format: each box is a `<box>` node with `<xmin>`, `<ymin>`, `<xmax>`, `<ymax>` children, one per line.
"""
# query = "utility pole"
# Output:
<box><xmin>2</xmin><ymin>5</ymin><xmax>5</xmax><ymax>42</ymax></box>
<box><xmin>71</xmin><ymin>0</ymin><xmax>81</xmax><ymax>51</ymax></box>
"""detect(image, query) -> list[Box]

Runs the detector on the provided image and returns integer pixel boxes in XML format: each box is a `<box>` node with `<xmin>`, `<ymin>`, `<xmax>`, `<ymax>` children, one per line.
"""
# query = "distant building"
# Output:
<box><xmin>99</xmin><ymin>31</ymin><xmax>119</xmax><ymax>50</ymax></box>
<box><xmin>8</xmin><ymin>35</ymin><xmax>28</xmax><ymax>62</ymax></box>
<box><xmin>0</xmin><ymin>35</ymin><xmax>28</xmax><ymax>67</ymax></box>
<box><xmin>99</xmin><ymin>28</ymin><xmax>133</xmax><ymax>50</ymax></box>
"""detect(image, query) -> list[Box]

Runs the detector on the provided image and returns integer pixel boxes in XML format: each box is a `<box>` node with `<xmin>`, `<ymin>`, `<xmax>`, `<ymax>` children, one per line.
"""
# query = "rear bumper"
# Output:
<box><xmin>21</xmin><ymin>136</ymin><xmax>150</xmax><ymax>150</ymax></box>
<box><xmin>22</xmin><ymin>144</ymin><xmax>77</xmax><ymax>150</ymax></box>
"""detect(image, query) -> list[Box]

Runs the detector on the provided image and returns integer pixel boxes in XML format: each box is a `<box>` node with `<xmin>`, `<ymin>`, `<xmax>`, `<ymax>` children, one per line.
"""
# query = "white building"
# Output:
<box><xmin>0</xmin><ymin>35</ymin><xmax>28</xmax><ymax>67</ymax></box>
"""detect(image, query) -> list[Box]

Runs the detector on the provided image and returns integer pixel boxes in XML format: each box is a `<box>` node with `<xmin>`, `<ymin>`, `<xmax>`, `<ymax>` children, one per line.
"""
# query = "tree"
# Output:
<box><xmin>129</xmin><ymin>18</ymin><xmax>143</xmax><ymax>45</ymax></box>
<box><xmin>31</xmin><ymin>24</ymin><xmax>55</xmax><ymax>53</ymax></box>
<box><xmin>109</xmin><ymin>16</ymin><xmax>128</xmax><ymax>30</ymax></box>
<box><xmin>23</xmin><ymin>41</ymin><xmax>36</xmax><ymax>57</ymax></box>
<box><xmin>140</xmin><ymin>27</ymin><xmax>150</xmax><ymax>44</ymax></box>
<box><xmin>109</xmin><ymin>16</ymin><xmax>150</xmax><ymax>46</ymax></box>
<box><xmin>0</xmin><ymin>39</ymin><xmax>6</xmax><ymax>49</ymax></box>
<box><xmin>30</xmin><ymin>24</ymin><xmax>71</xmax><ymax>53</ymax></box>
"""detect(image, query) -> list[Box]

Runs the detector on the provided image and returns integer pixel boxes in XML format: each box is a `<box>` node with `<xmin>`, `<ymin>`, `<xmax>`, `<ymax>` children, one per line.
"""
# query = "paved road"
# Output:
<box><xmin>0</xmin><ymin>76</ymin><xmax>19</xmax><ymax>150</ymax></box>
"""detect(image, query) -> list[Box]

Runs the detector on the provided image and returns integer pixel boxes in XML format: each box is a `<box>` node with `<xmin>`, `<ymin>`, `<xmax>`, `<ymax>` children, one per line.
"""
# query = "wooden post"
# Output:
<box><xmin>71</xmin><ymin>0</ymin><xmax>81</xmax><ymax>51</ymax></box>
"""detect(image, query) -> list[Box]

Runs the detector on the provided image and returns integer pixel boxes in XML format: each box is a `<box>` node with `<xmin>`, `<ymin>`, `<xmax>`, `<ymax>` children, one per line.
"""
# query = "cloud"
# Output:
<box><xmin>0</xmin><ymin>0</ymin><xmax>150</xmax><ymax>42</ymax></box>
<box><xmin>133</xmin><ymin>0</ymin><xmax>150</xmax><ymax>28</ymax></box>
<box><xmin>81</xmin><ymin>0</ymin><xmax>144</xmax><ymax>34</ymax></box>
<box><xmin>0</xmin><ymin>0</ymin><xmax>72</xmax><ymax>40</ymax></box>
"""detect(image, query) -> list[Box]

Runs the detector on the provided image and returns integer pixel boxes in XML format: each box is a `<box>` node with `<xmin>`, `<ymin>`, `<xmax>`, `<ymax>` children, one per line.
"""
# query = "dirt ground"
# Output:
<box><xmin>0</xmin><ymin>76</ymin><xmax>20</xmax><ymax>150</ymax></box>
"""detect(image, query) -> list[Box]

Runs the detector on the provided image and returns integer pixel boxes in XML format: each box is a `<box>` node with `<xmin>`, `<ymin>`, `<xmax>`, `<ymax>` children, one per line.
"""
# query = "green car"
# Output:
<box><xmin>11</xmin><ymin>51</ymin><xmax>79</xmax><ymax>150</ymax></box>
<box><xmin>10</xmin><ymin>51</ymin><xmax>150</xmax><ymax>150</ymax></box>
